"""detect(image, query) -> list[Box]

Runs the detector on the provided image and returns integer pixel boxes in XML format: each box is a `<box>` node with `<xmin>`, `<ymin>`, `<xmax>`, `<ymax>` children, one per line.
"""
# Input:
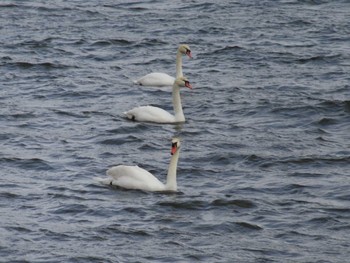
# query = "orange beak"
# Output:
<box><xmin>185</xmin><ymin>81</ymin><xmax>193</xmax><ymax>89</ymax></box>
<box><xmin>171</xmin><ymin>145</ymin><xmax>177</xmax><ymax>155</ymax></box>
<box><xmin>186</xmin><ymin>50</ymin><xmax>192</xmax><ymax>59</ymax></box>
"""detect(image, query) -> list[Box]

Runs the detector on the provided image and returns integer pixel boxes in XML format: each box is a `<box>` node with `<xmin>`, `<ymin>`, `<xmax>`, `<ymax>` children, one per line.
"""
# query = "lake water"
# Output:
<box><xmin>1</xmin><ymin>1</ymin><xmax>349</xmax><ymax>262</ymax></box>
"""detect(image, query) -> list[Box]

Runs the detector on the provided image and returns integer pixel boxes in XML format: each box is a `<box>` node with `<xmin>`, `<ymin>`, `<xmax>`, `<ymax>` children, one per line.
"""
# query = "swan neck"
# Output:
<box><xmin>175</xmin><ymin>50</ymin><xmax>183</xmax><ymax>78</ymax></box>
<box><xmin>172</xmin><ymin>85</ymin><xmax>185</xmax><ymax>122</ymax></box>
<box><xmin>165</xmin><ymin>149</ymin><xmax>180</xmax><ymax>191</ymax></box>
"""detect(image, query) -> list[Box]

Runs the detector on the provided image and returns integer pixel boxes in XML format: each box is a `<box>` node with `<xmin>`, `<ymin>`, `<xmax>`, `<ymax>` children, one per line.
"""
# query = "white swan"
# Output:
<box><xmin>95</xmin><ymin>138</ymin><xmax>182</xmax><ymax>192</ymax></box>
<box><xmin>124</xmin><ymin>77</ymin><xmax>192</xmax><ymax>123</ymax></box>
<box><xmin>133</xmin><ymin>44</ymin><xmax>192</xmax><ymax>86</ymax></box>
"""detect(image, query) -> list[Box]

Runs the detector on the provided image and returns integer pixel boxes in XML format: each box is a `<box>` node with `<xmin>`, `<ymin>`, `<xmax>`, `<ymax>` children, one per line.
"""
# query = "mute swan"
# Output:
<box><xmin>124</xmin><ymin>77</ymin><xmax>192</xmax><ymax>123</ymax></box>
<box><xmin>133</xmin><ymin>44</ymin><xmax>192</xmax><ymax>87</ymax></box>
<box><xmin>95</xmin><ymin>138</ymin><xmax>182</xmax><ymax>192</ymax></box>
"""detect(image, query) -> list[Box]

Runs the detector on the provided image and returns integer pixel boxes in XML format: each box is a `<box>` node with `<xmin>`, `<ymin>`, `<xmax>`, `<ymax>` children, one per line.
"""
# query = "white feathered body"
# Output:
<box><xmin>97</xmin><ymin>165</ymin><xmax>166</xmax><ymax>192</ymax></box>
<box><xmin>124</xmin><ymin>106</ymin><xmax>176</xmax><ymax>123</ymax></box>
<box><xmin>134</xmin><ymin>73</ymin><xmax>175</xmax><ymax>86</ymax></box>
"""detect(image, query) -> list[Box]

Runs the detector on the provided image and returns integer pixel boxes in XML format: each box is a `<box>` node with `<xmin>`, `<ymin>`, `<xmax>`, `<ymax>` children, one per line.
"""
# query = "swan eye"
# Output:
<box><xmin>172</xmin><ymin>142</ymin><xmax>177</xmax><ymax>148</ymax></box>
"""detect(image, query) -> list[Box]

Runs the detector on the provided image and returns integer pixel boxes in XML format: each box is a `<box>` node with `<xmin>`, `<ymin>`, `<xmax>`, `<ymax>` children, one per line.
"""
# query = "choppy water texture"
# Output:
<box><xmin>1</xmin><ymin>0</ymin><xmax>350</xmax><ymax>262</ymax></box>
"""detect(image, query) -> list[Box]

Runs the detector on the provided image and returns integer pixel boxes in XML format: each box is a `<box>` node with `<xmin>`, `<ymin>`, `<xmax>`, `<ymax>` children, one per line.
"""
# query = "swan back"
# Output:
<box><xmin>134</xmin><ymin>73</ymin><xmax>175</xmax><ymax>86</ymax></box>
<box><xmin>124</xmin><ymin>106</ymin><xmax>176</xmax><ymax>123</ymax></box>
<box><xmin>107</xmin><ymin>165</ymin><xmax>166</xmax><ymax>191</ymax></box>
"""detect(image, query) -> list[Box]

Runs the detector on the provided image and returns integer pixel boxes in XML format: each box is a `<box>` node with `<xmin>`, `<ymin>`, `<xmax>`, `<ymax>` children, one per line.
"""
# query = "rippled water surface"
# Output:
<box><xmin>1</xmin><ymin>1</ymin><xmax>350</xmax><ymax>262</ymax></box>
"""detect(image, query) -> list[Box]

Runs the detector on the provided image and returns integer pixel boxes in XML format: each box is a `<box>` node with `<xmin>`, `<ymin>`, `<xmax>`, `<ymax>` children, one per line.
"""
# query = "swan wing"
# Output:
<box><xmin>124</xmin><ymin>106</ymin><xmax>175</xmax><ymax>123</ymax></box>
<box><xmin>134</xmin><ymin>73</ymin><xmax>175</xmax><ymax>87</ymax></box>
<box><xmin>106</xmin><ymin>165</ymin><xmax>165</xmax><ymax>191</ymax></box>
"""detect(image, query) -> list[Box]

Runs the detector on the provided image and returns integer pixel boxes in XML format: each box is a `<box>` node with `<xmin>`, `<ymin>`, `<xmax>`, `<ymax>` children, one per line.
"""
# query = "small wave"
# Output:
<box><xmin>0</xmin><ymin>3</ymin><xmax>18</xmax><ymax>8</ymax></box>
<box><xmin>213</xmin><ymin>45</ymin><xmax>244</xmax><ymax>55</ymax></box>
<box><xmin>1</xmin><ymin>157</ymin><xmax>54</xmax><ymax>171</ymax></box>
<box><xmin>38</xmin><ymin>227</ymin><xmax>73</xmax><ymax>241</ymax></box>
<box><xmin>98</xmin><ymin>135</ymin><xmax>143</xmax><ymax>145</ymax></box>
<box><xmin>72</xmin><ymin>38</ymin><xmax>88</xmax><ymax>45</ymax></box>
<box><xmin>185</xmin><ymin>2</ymin><xmax>216</xmax><ymax>10</ymax></box>
<box><xmin>270</xmin><ymin>104</ymin><xmax>316</xmax><ymax>115</ymax></box>
<box><xmin>5</xmin><ymin>61</ymin><xmax>74</xmax><ymax>70</ymax></box>
<box><xmin>138</xmin><ymin>142</ymin><xmax>163</xmax><ymax>152</ymax></box>
<box><xmin>106</xmin><ymin>124</ymin><xmax>152</xmax><ymax>134</ymax></box>
<box><xmin>16</xmin><ymin>38</ymin><xmax>53</xmax><ymax>48</ymax></box>
<box><xmin>51</xmin><ymin>89</ymin><xmax>99</xmax><ymax>99</ymax></box>
<box><xmin>211</xmin><ymin>199</ymin><xmax>256</xmax><ymax>208</ymax></box>
<box><xmin>194</xmin><ymin>221</ymin><xmax>262</xmax><ymax>233</ymax></box>
<box><xmin>5</xmin><ymin>225</ymin><xmax>32</xmax><ymax>234</ymax></box>
<box><xmin>1</xmin><ymin>111</ymin><xmax>36</xmax><ymax>120</ymax></box>
<box><xmin>47</xmin><ymin>191</ymin><xmax>87</xmax><ymax>202</ymax></box>
<box><xmin>198</xmin><ymin>26</ymin><xmax>226</xmax><ymax>34</ymax></box>
<box><xmin>296</xmin><ymin>54</ymin><xmax>341</xmax><ymax>64</ymax></box>
<box><xmin>288</xmin><ymin>172</ymin><xmax>323</xmax><ymax>178</ymax></box>
<box><xmin>127</xmin><ymin>6</ymin><xmax>148</xmax><ymax>11</ymax></box>
<box><xmin>134</xmin><ymin>39</ymin><xmax>168</xmax><ymax>48</ymax></box>
<box><xmin>50</xmin><ymin>204</ymin><xmax>89</xmax><ymax>215</ymax></box>
<box><xmin>260</xmin><ymin>154</ymin><xmax>350</xmax><ymax>171</ymax></box>
<box><xmin>317</xmin><ymin>100</ymin><xmax>342</xmax><ymax>108</ymax></box>
<box><xmin>0</xmin><ymin>56</ymin><xmax>12</xmax><ymax>62</ymax></box>
<box><xmin>90</xmin><ymin>39</ymin><xmax>132</xmax><ymax>47</ymax></box>
<box><xmin>235</xmin><ymin>221</ymin><xmax>263</xmax><ymax>231</ymax></box>
<box><xmin>316</xmin><ymin>136</ymin><xmax>329</xmax><ymax>142</ymax></box>
<box><xmin>52</xmin><ymin>109</ymin><xmax>89</xmax><ymax>119</ymax></box>
<box><xmin>98</xmin><ymin>223</ymin><xmax>152</xmax><ymax>237</ymax></box>
<box><xmin>144</xmin><ymin>57</ymin><xmax>173</xmax><ymax>65</ymax></box>
<box><xmin>157</xmin><ymin>200</ymin><xmax>210</xmax><ymax>210</ymax></box>
<box><xmin>344</xmin><ymin>100</ymin><xmax>350</xmax><ymax>112</ymax></box>
<box><xmin>306</xmin><ymin>216</ymin><xmax>339</xmax><ymax>228</ymax></box>
<box><xmin>0</xmin><ymin>192</ymin><xmax>20</xmax><ymax>199</ymax></box>
<box><xmin>323</xmin><ymin>207</ymin><xmax>350</xmax><ymax>214</ymax></box>
<box><xmin>243</xmin><ymin>154</ymin><xmax>269</xmax><ymax>165</ymax></box>
<box><xmin>317</xmin><ymin>100</ymin><xmax>350</xmax><ymax>114</ymax></box>
<box><xmin>317</xmin><ymin>117</ymin><xmax>338</xmax><ymax>126</ymax></box>
<box><xmin>282</xmin><ymin>183</ymin><xmax>312</xmax><ymax>195</ymax></box>
<box><xmin>297</xmin><ymin>0</ymin><xmax>330</xmax><ymax>5</ymax></box>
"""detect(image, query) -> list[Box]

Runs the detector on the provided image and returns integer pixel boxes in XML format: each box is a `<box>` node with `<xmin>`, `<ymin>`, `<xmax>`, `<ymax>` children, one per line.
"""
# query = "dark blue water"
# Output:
<box><xmin>1</xmin><ymin>1</ymin><xmax>349</xmax><ymax>262</ymax></box>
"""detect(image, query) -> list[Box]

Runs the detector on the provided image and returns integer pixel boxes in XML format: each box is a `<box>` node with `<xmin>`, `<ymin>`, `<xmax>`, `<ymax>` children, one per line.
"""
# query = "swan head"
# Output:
<box><xmin>179</xmin><ymin>44</ymin><xmax>192</xmax><ymax>58</ymax></box>
<box><xmin>174</xmin><ymin>76</ymin><xmax>192</xmax><ymax>89</ymax></box>
<box><xmin>171</xmin><ymin>137</ymin><xmax>181</xmax><ymax>155</ymax></box>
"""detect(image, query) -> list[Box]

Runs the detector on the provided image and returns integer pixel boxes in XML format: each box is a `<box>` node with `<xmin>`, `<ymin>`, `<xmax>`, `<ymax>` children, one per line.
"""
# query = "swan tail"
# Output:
<box><xmin>133</xmin><ymin>79</ymin><xmax>142</xmax><ymax>85</ymax></box>
<box><xmin>93</xmin><ymin>177</ymin><xmax>113</xmax><ymax>185</ymax></box>
<box><xmin>123</xmin><ymin>110</ymin><xmax>136</xmax><ymax>121</ymax></box>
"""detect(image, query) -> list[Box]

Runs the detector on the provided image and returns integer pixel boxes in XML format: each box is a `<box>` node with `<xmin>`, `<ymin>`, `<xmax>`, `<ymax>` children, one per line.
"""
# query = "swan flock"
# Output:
<box><xmin>97</xmin><ymin>44</ymin><xmax>193</xmax><ymax>192</ymax></box>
